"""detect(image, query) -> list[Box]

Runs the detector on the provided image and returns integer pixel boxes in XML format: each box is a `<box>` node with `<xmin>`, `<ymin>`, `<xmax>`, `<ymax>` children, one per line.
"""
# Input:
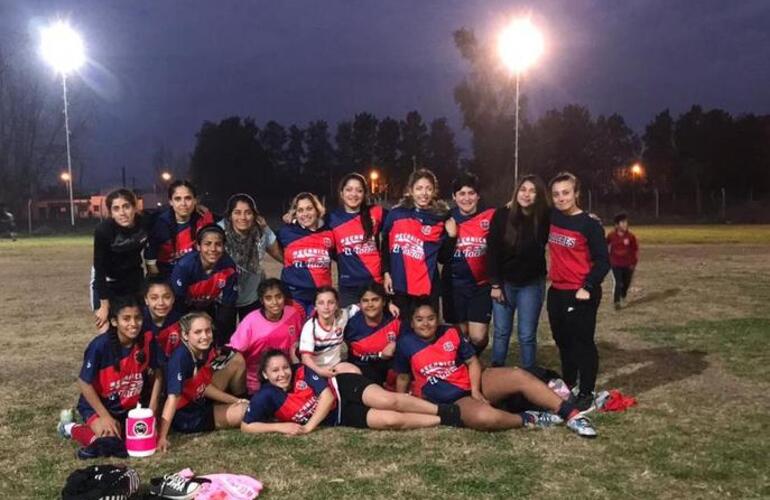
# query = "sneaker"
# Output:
<box><xmin>57</xmin><ymin>409</ymin><xmax>74</xmax><ymax>438</ymax></box>
<box><xmin>522</xmin><ymin>411</ymin><xmax>563</xmax><ymax>429</ymax></box>
<box><xmin>150</xmin><ymin>473</ymin><xmax>206</xmax><ymax>499</ymax></box>
<box><xmin>566</xmin><ymin>415</ymin><xmax>597</xmax><ymax>438</ymax></box>
<box><xmin>574</xmin><ymin>392</ymin><xmax>595</xmax><ymax>412</ymax></box>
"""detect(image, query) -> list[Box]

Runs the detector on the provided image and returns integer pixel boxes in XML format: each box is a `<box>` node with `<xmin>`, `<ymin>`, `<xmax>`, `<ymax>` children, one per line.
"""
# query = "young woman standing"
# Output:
<box><xmin>327</xmin><ymin>173</ymin><xmax>386</xmax><ymax>307</ymax></box>
<box><xmin>91</xmin><ymin>189</ymin><xmax>149</xmax><ymax>333</ymax></box>
<box><xmin>547</xmin><ymin>172</ymin><xmax>610</xmax><ymax>411</ymax></box>
<box><xmin>487</xmin><ymin>175</ymin><xmax>550</xmax><ymax>369</ymax></box>
<box><xmin>146</xmin><ymin>180</ymin><xmax>215</xmax><ymax>277</ymax></box>
<box><xmin>218</xmin><ymin>193</ymin><xmax>282</xmax><ymax>320</ymax></box>
<box><xmin>441</xmin><ymin>172</ymin><xmax>495</xmax><ymax>352</ymax></box>
<box><xmin>382</xmin><ymin>169</ymin><xmax>456</xmax><ymax>313</ymax></box>
<box><xmin>277</xmin><ymin>192</ymin><xmax>334</xmax><ymax>315</ymax></box>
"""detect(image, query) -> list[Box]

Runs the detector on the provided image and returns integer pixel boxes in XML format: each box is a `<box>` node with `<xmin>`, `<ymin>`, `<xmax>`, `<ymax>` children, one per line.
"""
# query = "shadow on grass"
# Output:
<box><xmin>624</xmin><ymin>287</ymin><xmax>681</xmax><ymax>308</ymax></box>
<box><xmin>531</xmin><ymin>342</ymin><xmax>708</xmax><ymax>395</ymax></box>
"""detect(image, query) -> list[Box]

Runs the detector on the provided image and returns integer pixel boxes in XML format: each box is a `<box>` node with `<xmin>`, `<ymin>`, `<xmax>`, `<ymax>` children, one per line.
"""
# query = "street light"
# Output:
<box><xmin>499</xmin><ymin>17</ymin><xmax>544</xmax><ymax>186</ymax></box>
<box><xmin>40</xmin><ymin>20</ymin><xmax>85</xmax><ymax>227</ymax></box>
<box><xmin>160</xmin><ymin>171</ymin><xmax>172</xmax><ymax>182</ymax></box>
<box><xmin>369</xmin><ymin>170</ymin><xmax>379</xmax><ymax>194</ymax></box>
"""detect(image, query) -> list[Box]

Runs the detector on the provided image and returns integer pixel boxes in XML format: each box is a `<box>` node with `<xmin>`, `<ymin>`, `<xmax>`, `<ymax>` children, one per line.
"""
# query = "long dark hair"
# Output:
<box><xmin>108</xmin><ymin>295</ymin><xmax>144</xmax><ymax>373</ymax></box>
<box><xmin>105</xmin><ymin>189</ymin><xmax>138</xmax><ymax>213</ymax></box>
<box><xmin>338</xmin><ymin>173</ymin><xmax>374</xmax><ymax>242</ymax></box>
<box><xmin>167</xmin><ymin>180</ymin><xmax>201</xmax><ymax>259</ymax></box>
<box><xmin>503</xmin><ymin>174</ymin><xmax>550</xmax><ymax>248</ymax></box>
<box><xmin>396</xmin><ymin>168</ymin><xmax>449</xmax><ymax>217</ymax></box>
<box><xmin>258</xmin><ymin>348</ymin><xmax>291</xmax><ymax>383</ymax></box>
<box><xmin>225</xmin><ymin>193</ymin><xmax>263</xmax><ymax>239</ymax></box>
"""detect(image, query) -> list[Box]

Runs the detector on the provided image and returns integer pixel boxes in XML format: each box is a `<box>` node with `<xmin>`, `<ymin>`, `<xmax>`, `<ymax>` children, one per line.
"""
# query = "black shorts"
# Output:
<box><xmin>443</xmin><ymin>283</ymin><xmax>492</xmax><ymax>324</ymax></box>
<box><xmin>172</xmin><ymin>402</ymin><xmax>216</xmax><ymax>434</ymax></box>
<box><xmin>334</xmin><ymin>373</ymin><xmax>375</xmax><ymax>428</ymax></box>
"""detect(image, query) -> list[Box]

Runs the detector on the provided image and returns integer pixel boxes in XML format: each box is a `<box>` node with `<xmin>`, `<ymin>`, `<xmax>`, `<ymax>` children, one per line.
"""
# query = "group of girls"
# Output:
<box><xmin>64</xmin><ymin>167</ymin><xmax>608</xmax><ymax>456</ymax></box>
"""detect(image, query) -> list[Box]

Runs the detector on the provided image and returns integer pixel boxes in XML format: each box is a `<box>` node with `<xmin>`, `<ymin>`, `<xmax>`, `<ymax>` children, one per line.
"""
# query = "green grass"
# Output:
<box><xmin>630</xmin><ymin>317</ymin><xmax>770</xmax><ymax>382</ymax></box>
<box><xmin>3</xmin><ymin>227</ymin><xmax>770</xmax><ymax>498</ymax></box>
<box><xmin>623</xmin><ymin>224</ymin><xmax>770</xmax><ymax>244</ymax></box>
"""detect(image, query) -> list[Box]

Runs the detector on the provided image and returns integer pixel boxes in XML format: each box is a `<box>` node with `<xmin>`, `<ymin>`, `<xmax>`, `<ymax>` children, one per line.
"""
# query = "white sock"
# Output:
<box><xmin>63</xmin><ymin>423</ymin><xmax>76</xmax><ymax>437</ymax></box>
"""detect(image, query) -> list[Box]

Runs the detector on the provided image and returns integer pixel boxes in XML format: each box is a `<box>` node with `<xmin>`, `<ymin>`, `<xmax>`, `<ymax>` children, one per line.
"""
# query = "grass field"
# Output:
<box><xmin>1</xmin><ymin>226</ymin><xmax>769</xmax><ymax>498</ymax></box>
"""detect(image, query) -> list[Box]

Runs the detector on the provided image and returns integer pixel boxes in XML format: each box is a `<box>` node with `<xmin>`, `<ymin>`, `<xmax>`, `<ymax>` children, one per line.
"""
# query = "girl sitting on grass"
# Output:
<box><xmin>156</xmin><ymin>312</ymin><xmax>248</xmax><ymax>453</ymax></box>
<box><xmin>299</xmin><ymin>286</ymin><xmax>397</xmax><ymax>379</ymax></box>
<box><xmin>394</xmin><ymin>299</ymin><xmax>597</xmax><ymax>437</ymax></box>
<box><xmin>142</xmin><ymin>276</ymin><xmax>182</xmax><ymax>360</ymax></box>
<box><xmin>241</xmin><ymin>349</ymin><xmax>462</xmax><ymax>434</ymax></box>
<box><xmin>58</xmin><ymin>296</ymin><xmax>162</xmax><ymax>456</ymax></box>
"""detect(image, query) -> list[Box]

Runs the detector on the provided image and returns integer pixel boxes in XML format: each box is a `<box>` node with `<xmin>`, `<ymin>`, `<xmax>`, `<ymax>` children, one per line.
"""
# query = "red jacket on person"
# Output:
<box><xmin>606</xmin><ymin>229</ymin><xmax>638</xmax><ymax>268</ymax></box>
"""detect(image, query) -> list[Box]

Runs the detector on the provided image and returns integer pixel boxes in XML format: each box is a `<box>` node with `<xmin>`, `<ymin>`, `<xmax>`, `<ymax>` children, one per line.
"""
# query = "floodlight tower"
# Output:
<box><xmin>499</xmin><ymin>18</ymin><xmax>544</xmax><ymax>186</ymax></box>
<box><xmin>40</xmin><ymin>20</ymin><xmax>85</xmax><ymax>226</ymax></box>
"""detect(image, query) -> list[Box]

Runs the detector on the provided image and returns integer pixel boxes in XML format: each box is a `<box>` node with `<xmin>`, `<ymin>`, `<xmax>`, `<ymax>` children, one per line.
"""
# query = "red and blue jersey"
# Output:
<box><xmin>166</xmin><ymin>345</ymin><xmax>217</xmax><ymax>430</ymax></box>
<box><xmin>141</xmin><ymin>307</ymin><xmax>182</xmax><ymax>360</ymax></box>
<box><xmin>344</xmin><ymin>311</ymin><xmax>401</xmax><ymax>388</ymax></box>
<box><xmin>170</xmin><ymin>251</ymin><xmax>238</xmax><ymax>311</ymax></box>
<box><xmin>328</xmin><ymin>206</ymin><xmax>386</xmax><ymax>287</ymax></box>
<box><xmin>243</xmin><ymin>364</ymin><xmax>337</xmax><ymax>425</ymax></box>
<box><xmin>448</xmin><ymin>207</ymin><xmax>494</xmax><ymax>287</ymax></box>
<box><xmin>77</xmin><ymin>330</ymin><xmax>158</xmax><ymax>421</ymax></box>
<box><xmin>344</xmin><ymin>312</ymin><xmax>401</xmax><ymax>365</ymax></box>
<box><xmin>382</xmin><ymin>207</ymin><xmax>447</xmax><ymax>296</ymax></box>
<box><xmin>277</xmin><ymin>222</ymin><xmax>334</xmax><ymax>306</ymax></box>
<box><xmin>146</xmin><ymin>208</ymin><xmax>215</xmax><ymax>276</ymax></box>
<box><xmin>394</xmin><ymin>325</ymin><xmax>475</xmax><ymax>404</ymax></box>
<box><xmin>548</xmin><ymin>210</ymin><xmax>610</xmax><ymax>291</ymax></box>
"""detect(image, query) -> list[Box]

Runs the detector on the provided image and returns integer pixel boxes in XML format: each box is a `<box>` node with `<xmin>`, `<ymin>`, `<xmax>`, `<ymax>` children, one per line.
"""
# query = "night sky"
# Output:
<box><xmin>3</xmin><ymin>0</ymin><xmax>769</xmax><ymax>189</ymax></box>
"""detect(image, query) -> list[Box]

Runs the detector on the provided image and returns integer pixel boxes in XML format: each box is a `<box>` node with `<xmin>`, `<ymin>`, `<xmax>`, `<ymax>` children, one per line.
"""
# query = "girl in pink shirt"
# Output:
<box><xmin>228</xmin><ymin>279</ymin><xmax>305</xmax><ymax>395</ymax></box>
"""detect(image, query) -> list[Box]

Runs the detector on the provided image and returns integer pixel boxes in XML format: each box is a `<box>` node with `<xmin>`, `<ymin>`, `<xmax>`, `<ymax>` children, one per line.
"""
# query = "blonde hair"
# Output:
<box><xmin>290</xmin><ymin>192</ymin><xmax>325</xmax><ymax>220</ymax></box>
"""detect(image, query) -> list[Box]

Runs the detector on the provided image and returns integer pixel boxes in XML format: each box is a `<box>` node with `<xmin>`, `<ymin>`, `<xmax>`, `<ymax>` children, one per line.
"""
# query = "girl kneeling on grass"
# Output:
<box><xmin>157</xmin><ymin>312</ymin><xmax>248</xmax><ymax>452</ymax></box>
<box><xmin>299</xmin><ymin>286</ymin><xmax>399</xmax><ymax>379</ymax></box>
<box><xmin>59</xmin><ymin>296</ymin><xmax>162</xmax><ymax>455</ymax></box>
<box><xmin>394</xmin><ymin>299</ymin><xmax>597</xmax><ymax>437</ymax></box>
<box><xmin>241</xmin><ymin>349</ymin><xmax>462</xmax><ymax>434</ymax></box>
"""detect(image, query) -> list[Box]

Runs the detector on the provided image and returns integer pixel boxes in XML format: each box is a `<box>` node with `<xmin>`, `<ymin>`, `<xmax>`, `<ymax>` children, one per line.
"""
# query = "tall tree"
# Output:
<box><xmin>427</xmin><ymin>118</ymin><xmax>460</xmax><ymax>188</ymax></box>
<box><xmin>189</xmin><ymin>116</ymin><xmax>267</xmax><ymax>209</ymax></box>
<box><xmin>259</xmin><ymin>121</ymin><xmax>287</xmax><ymax>175</ymax></box>
<box><xmin>399</xmin><ymin>111</ymin><xmax>429</xmax><ymax>172</ymax></box>
<box><xmin>351</xmin><ymin>112</ymin><xmax>379</xmax><ymax>170</ymax></box>
<box><xmin>285</xmin><ymin>125</ymin><xmax>305</xmax><ymax>177</ymax></box>
<box><xmin>335</xmin><ymin>121</ymin><xmax>354</xmax><ymax>176</ymax></box>
<box><xmin>642</xmin><ymin>110</ymin><xmax>678</xmax><ymax>195</ymax></box>
<box><xmin>305</xmin><ymin>120</ymin><xmax>335</xmax><ymax>196</ymax></box>
<box><xmin>375</xmin><ymin>117</ymin><xmax>401</xmax><ymax>195</ymax></box>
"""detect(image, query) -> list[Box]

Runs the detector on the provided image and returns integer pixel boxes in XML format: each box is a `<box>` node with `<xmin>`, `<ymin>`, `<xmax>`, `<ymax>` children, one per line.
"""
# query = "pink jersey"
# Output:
<box><xmin>228</xmin><ymin>305</ymin><xmax>304</xmax><ymax>394</ymax></box>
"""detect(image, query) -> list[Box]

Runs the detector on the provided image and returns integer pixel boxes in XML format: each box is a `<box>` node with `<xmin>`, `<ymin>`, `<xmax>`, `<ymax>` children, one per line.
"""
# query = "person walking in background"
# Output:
<box><xmin>487</xmin><ymin>175</ymin><xmax>550</xmax><ymax>369</ymax></box>
<box><xmin>547</xmin><ymin>172</ymin><xmax>610</xmax><ymax>412</ymax></box>
<box><xmin>606</xmin><ymin>212</ymin><xmax>639</xmax><ymax>310</ymax></box>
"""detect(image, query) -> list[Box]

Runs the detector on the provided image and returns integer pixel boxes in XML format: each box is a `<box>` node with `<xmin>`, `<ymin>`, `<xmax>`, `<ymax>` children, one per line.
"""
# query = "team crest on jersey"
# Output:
<box><xmin>421</xmin><ymin>225</ymin><xmax>432</xmax><ymax>235</ymax></box>
<box><xmin>296</xmin><ymin>380</ymin><xmax>308</xmax><ymax>391</ymax></box>
<box><xmin>387</xmin><ymin>331</ymin><xmax>396</xmax><ymax>342</ymax></box>
<box><xmin>311</xmin><ymin>374</ymin><xmax>319</xmax><ymax>381</ymax></box>
<box><xmin>288</xmin><ymin>326</ymin><xmax>296</xmax><ymax>336</ymax></box>
<box><xmin>443</xmin><ymin>341</ymin><xmax>455</xmax><ymax>352</ymax></box>
<box><xmin>176</xmin><ymin>279</ymin><xmax>183</xmax><ymax>287</ymax></box>
<box><xmin>323</xmin><ymin>237</ymin><xmax>333</xmax><ymax>248</ymax></box>
<box><xmin>217</xmin><ymin>278</ymin><xmax>226</xmax><ymax>289</ymax></box>
<box><xmin>480</xmin><ymin>219</ymin><xmax>490</xmax><ymax>230</ymax></box>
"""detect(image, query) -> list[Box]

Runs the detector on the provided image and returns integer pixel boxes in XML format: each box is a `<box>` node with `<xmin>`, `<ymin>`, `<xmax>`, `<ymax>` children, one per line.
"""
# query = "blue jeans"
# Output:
<box><xmin>491</xmin><ymin>279</ymin><xmax>545</xmax><ymax>368</ymax></box>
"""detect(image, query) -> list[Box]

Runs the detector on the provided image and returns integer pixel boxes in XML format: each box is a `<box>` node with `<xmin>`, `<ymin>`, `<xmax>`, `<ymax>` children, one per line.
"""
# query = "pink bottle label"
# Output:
<box><xmin>126</xmin><ymin>416</ymin><xmax>156</xmax><ymax>454</ymax></box>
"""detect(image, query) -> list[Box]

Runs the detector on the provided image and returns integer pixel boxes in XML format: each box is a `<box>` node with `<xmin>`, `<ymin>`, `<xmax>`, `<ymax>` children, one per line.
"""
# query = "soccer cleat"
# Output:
<box><xmin>522</xmin><ymin>411</ymin><xmax>563</xmax><ymax>429</ymax></box>
<box><xmin>57</xmin><ymin>409</ymin><xmax>74</xmax><ymax>438</ymax></box>
<box><xmin>567</xmin><ymin>415</ymin><xmax>597</xmax><ymax>438</ymax></box>
<box><xmin>149</xmin><ymin>473</ymin><xmax>207</xmax><ymax>499</ymax></box>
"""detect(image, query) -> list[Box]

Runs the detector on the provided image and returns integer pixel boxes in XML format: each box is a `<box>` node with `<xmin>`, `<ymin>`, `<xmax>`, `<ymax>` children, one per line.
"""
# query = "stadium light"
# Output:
<box><xmin>498</xmin><ymin>18</ymin><xmax>544</xmax><ymax>186</ymax></box>
<box><xmin>40</xmin><ymin>20</ymin><xmax>86</xmax><ymax>227</ymax></box>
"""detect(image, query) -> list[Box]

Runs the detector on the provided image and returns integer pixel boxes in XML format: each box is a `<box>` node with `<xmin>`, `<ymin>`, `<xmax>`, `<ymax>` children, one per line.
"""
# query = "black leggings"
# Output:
<box><xmin>546</xmin><ymin>286</ymin><xmax>601</xmax><ymax>395</ymax></box>
<box><xmin>612</xmin><ymin>267</ymin><xmax>634</xmax><ymax>303</ymax></box>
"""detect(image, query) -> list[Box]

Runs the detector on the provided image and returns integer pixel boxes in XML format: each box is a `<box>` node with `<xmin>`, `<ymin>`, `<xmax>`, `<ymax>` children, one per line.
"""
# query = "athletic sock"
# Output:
<box><xmin>63</xmin><ymin>423</ymin><xmax>76</xmax><ymax>437</ymax></box>
<box><xmin>71</xmin><ymin>424</ymin><xmax>96</xmax><ymax>447</ymax></box>
<box><xmin>557</xmin><ymin>401</ymin><xmax>579</xmax><ymax>421</ymax></box>
<box><xmin>519</xmin><ymin>412</ymin><xmax>535</xmax><ymax>428</ymax></box>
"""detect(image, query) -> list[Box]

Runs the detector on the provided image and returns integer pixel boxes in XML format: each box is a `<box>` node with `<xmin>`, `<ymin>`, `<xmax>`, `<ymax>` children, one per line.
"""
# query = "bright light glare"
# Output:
<box><xmin>40</xmin><ymin>21</ymin><xmax>85</xmax><ymax>75</ymax></box>
<box><xmin>161</xmin><ymin>171</ymin><xmax>172</xmax><ymax>182</ymax></box>
<box><xmin>60</xmin><ymin>172</ymin><xmax>71</xmax><ymax>182</ymax></box>
<box><xmin>631</xmin><ymin>164</ymin><xmax>643</xmax><ymax>176</ymax></box>
<box><xmin>498</xmin><ymin>18</ymin><xmax>544</xmax><ymax>74</ymax></box>
<box><xmin>370</xmin><ymin>170</ymin><xmax>379</xmax><ymax>181</ymax></box>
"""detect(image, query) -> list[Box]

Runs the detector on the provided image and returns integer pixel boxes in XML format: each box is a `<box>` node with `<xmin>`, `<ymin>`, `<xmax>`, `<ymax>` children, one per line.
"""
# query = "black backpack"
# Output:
<box><xmin>61</xmin><ymin>464</ymin><xmax>140</xmax><ymax>500</ymax></box>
